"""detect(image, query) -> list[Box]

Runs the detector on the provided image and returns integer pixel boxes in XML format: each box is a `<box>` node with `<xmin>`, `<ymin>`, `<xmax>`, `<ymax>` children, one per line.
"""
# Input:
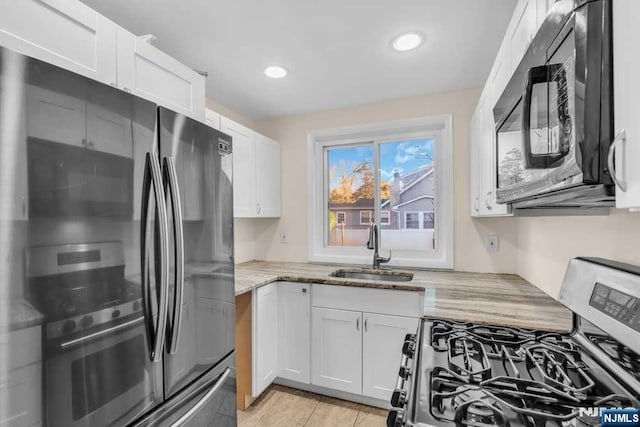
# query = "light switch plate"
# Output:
<box><xmin>280</xmin><ymin>231</ymin><xmax>288</xmax><ymax>244</ymax></box>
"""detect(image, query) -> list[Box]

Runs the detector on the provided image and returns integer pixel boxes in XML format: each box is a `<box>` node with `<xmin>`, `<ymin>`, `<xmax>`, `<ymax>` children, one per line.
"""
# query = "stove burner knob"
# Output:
<box><xmin>81</xmin><ymin>315</ymin><xmax>93</xmax><ymax>328</ymax></box>
<box><xmin>111</xmin><ymin>310</ymin><xmax>121</xmax><ymax>319</ymax></box>
<box><xmin>398</xmin><ymin>366</ymin><xmax>411</xmax><ymax>380</ymax></box>
<box><xmin>133</xmin><ymin>301</ymin><xmax>141</xmax><ymax>311</ymax></box>
<box><xmin>402</xmin><ymin>341</ymin><xmax>415</xmax><ymax>358</ymax></box>
<box><xmin>386</xmin><ymin>409</ymin><xmax>404</xmax><ymax>427</ymax></box>
<box><xmin>62</xmin><ymin>319</ymin><xmax>76</xmax><ymax>334</ymax></box>
<box><xmin>390</xmin><ymin>389</ymin><xmax>407</xmax><ymax>408</ymax></box>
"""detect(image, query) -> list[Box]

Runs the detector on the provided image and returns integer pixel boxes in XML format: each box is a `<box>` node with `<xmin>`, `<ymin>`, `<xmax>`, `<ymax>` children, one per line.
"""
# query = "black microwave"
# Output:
<box><xmin>27</xmin><ymin>137</ymin><xmax>134</xmax><ymax>218</ymax></box>
<box><xmin>494</xmin><ymin>0</ymin><xmax>614</xmax><ymax>210</ymax></box>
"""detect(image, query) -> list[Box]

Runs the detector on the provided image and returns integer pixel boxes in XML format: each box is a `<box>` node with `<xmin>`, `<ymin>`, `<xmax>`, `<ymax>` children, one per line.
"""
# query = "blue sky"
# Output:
<box><xmin>328</xmin><ymin>138</ymin><xmax>434</xmax><ymax>188</ymax></box>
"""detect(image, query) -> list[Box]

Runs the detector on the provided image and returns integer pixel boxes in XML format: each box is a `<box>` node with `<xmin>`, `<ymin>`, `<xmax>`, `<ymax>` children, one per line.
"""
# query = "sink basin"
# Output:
<box><xmin>329</xmin><ymin>269</ymin><xmax>414</xmax><ymax>282</ymax></box>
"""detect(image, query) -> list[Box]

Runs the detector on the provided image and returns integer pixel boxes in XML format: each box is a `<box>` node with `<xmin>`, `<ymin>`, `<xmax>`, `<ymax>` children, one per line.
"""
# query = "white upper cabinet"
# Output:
<box><xmin>116</xmin><ymin>28</ymin><xmax>205</xmax><ymax>121</ymax></box>
<box><xmin>469</xmin><ymin>0</ymin><xmax>549</xmax><ymax>218</ymax></box>
<box><xmin>278</xmin><ymin>282</ymin><xmax>310</xmax><ymax>384</ymax></box>
<box><xmin>205</xmin><ymin>108</ymin><xmax>221</xmax><ymax>131</ymax></box>
<box><xmin>0</xmin><ymin>0</ymin><xmax>206</xmax><ymax>121</ymax></box>
<box><xmin>0</xmin><ymin>0</ymin><xmax>117</xmax><ymax>85</ymax></box>
<box><xmin>255</xmin><ymin>135</ymin><xmax>282</xmax><ymax>217</ymax></box>
<box><xmin>220</xmin><ymin>116</ymin><xmax>281</xmax><ymax>218</ymax></box>
<box><xmin>507</xmin><ymin>0</ymin><xmax>538</xmax><ymax>70</ymax></box>
<box><xmin>612</xmin><ymin>0</ymin><xmax>640</xmax><ymax>209</ymax></box>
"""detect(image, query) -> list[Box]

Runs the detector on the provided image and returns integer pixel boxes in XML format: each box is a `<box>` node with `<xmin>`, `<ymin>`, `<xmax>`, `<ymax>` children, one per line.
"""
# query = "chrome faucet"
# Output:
<box><xmin>366</xmin><ymin>223</ymin><xmax>391</xmax><ymax>269</ymax></box>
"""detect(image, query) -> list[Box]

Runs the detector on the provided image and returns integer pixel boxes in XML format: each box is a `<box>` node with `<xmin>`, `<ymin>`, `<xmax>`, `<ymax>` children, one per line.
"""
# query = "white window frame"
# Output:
<box><xmin>336</xmin><ymin>211</ymin><xmax>346</xmax><ymax>224</ymax></box>
<box><xmin>359</xmin><ymin>210</ymin><xmax>373</xmax><ymax>225</ymax></box>
<box><xmin>380</xmin><ymin>210</ymin><xmax>390</xmax><ymax>225</ymax></box>
<box><xmin>307</xmin><ymin>115</ymin><xmax>454</xmax><ymax>269</ymax></box>
<box><xmin>404</xmin><ymin>212</ymin><xmax>420</xmax><ymax>230</ymax></box>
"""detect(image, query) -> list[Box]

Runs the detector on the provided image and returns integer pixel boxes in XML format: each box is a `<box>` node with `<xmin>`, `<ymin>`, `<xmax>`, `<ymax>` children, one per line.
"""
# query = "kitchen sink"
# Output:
<box><xmin>329</xmin><ymin>269</ymin><xmax>414</xmax><ymax>282</ymax></box>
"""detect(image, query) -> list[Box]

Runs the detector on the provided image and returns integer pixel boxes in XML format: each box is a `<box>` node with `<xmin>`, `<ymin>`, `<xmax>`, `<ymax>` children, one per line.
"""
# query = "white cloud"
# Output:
<box><xmin>395</xmin><ymin>142</ymin><xmax>429</xmax><ymax>164</ymax></box>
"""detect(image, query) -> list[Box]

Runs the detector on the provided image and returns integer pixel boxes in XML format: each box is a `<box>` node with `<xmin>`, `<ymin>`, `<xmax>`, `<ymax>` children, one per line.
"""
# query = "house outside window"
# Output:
<box><xmin>359</xmin><ymin>211</ymin><xmax>373</xmax><ymax>225</ymax></box>
<box><xmin>404</xmin><ymin>212</ymin><xmax>420</xmax><ymax>229</ymax></box>
<box><xmin>308</xmin><ymin>116</ymin><xmax>454</xmax><ymax>269</ymax></box>
<box><xmin>380</xmin><ymin>211</ymin><xmax>390</xmax><ymax>225</ymax></box>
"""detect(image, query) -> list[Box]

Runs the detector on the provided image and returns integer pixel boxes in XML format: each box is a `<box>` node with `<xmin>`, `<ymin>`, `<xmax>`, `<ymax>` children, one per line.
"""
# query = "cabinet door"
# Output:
<box><xmin>221</xmin><ymin>118</ymin><xmax>255</xmax><ymax>217</ymax></box>
<box><xmin>311</xmin><ymin>307</ymin><xmax>362</xmax><ymax>395</ymax></box>
<box><xmin>86</xmin><ymin>103</ymin><xmax>133</xmax><ymax>157</ymax></box>
<box><xmin>205</xmin><ymin>108</ymin><xmax>221</xmax><ymax>131</ymax></box>
<box><xmin>116</xmin><ymin>28</ymin><xmax>205</xmax><ymax>121</ymax></box>
<box><xmin>252</xmin><ymin>283</ymin><xmax>278</xmax><ymax>396</ymax></box>
<box><xmin>508</xmin><ymin>0</ymin><xmax>537</xmax><ymax>70</ymax></box>
<box><xmin>255</xmin><ymin>135</ymin><xmax>281</xmax><ymax>217</ymax></box>
<box><xmin>25</xmin><ymin>86</ymin><xmax>86</xmax><ymax>147</ymax></box>
<box><xmin>469</xmin><ymin>110</ymin><xmax>481</xmax><ymax>217</ymax></box>
<box><xmin>0</xmin><ymin>0</ymin><xmax>117</xmax><ymax>85</ymax></box>
<box><xmin>362</xmin><ymin>313</ymin><xmax>417</xmax><ymax>401</ymax></box>
<box><xmin>0</xmin><ymin>363</ymin><xmax>42</xmax><ymax>427</ymax></box>
<box><xmin>613</xmin><ymin>1</ymin><xmax>640</xmax><ymax>209</ymax></box>
<box><xmin>278</xmin><ymin>282</ymin><xmax>310</xmax><ymax>384</ymax></box>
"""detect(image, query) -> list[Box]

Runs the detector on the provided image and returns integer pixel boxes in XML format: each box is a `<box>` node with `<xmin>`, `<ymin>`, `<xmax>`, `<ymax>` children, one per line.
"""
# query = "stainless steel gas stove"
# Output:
<box><xmin>388</xmin><ymin>258</ymin><xmax>640</xmax><ymax>427</ymax></box>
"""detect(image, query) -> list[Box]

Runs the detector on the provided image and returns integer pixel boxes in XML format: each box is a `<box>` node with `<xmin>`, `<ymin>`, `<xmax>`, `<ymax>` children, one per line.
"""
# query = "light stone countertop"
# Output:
<box><xmin>1</xmin><ymin>298</ymin><xmax>44</xmax><ymax>331</ymax></box>
<box><xmin>234</xmin><ymin>261</ymin><xmax>573</xmax><ymax>333</ymax></box>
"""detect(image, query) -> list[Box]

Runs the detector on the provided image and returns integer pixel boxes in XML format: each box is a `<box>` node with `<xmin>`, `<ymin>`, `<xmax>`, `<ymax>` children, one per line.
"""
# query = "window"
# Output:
<box><xmin>308</xmin><ymin>116</ymin><xmax>454</xmax><ymax>269</ymax></box>
<box><xmin>359</xmin><ymin>211</ymin><xmax>373</xmax><ymax>225</ymax></box>
<box><xmin>380</xmin><ymin>211</ymin><xmax>390</xmax><ymax>225</ymax></box>
<box><xmin>405</xmin><ymin>212</ymin><xmax>420</xmax><ymax>229</ymax></box>
<box><xmin>423</xmin><ymin>211</ymin><xmax>434</xmax><ymax>229</ymax></box>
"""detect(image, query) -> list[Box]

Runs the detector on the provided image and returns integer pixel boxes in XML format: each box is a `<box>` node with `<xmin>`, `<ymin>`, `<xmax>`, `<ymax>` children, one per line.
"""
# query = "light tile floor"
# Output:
<box><xmin>237</xmin><ymin>385</ymin><xmax>387</xmax><ymax>426</ymax></box>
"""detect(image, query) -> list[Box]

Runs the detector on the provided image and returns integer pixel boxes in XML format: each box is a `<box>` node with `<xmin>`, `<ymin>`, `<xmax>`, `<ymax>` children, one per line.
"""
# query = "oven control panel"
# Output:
<box><xmin>590</xmin><ymin>282</ymin><xmax>640</xmax><ymax>332</ymax></box>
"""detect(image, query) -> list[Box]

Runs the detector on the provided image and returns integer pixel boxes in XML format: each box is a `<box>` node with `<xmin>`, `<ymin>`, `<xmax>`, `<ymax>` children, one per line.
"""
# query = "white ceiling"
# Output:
<box><xmin>82</xmin><ymin>0</ymin><xmax>517</xmax><ymax>119</ymax></box>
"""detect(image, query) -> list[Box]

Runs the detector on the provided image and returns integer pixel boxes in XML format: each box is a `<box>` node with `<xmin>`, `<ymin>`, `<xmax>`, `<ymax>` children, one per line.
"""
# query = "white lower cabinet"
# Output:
<box><xmin>251</xmin><ymin>282</ymin><xmax>423</xmax><ymax>404</ymax></box>
<box><xmin>310</xmin><ymin>307</ymin><xmax>363</xmax><ymax>395</ymax></box>
<box><xmin>362</xmin><ymin>313</ymin><xmax>418</xmax><ymax>401</ymax></box>
<box><xmin>252</xmin><ymin>283</ymin><xmax>279</xmax><ymax>396</ymax></box>
<box><xmin>278</xmin><ymin>282</ymin><xmax>311</xmax><ymax>383</ymax></box>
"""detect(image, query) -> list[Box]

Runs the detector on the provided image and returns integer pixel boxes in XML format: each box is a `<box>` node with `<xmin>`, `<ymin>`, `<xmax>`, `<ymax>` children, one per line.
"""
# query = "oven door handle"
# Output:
<box><xmin>163</xmin><ymin>156</ymin><xmax>185</xmax><ymax>355</ymax></box>
<box><xmin>141</xmin><ymin>152</ymin><xmax>170</xmax><ymax>363</ymax></box>
<box><xmin>171</xmin><ymin>368</ymin><xmax>231</xmax><ymax>427</ymax></box>
<box><xmin>60</xmin><ymin>317</ymin><xmax>144</xmax><ymax>350</ymax></box>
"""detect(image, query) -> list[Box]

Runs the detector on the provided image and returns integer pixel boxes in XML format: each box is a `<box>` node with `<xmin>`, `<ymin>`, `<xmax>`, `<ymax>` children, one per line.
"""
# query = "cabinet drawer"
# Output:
<box><xmin>311</xmin><ymin>285</ymin><xmax>422</xmax><ymax>318</ymax></box>
<box><xmin>0</xmin><ymin>326</ymin><xmax>41</xmax><ymax>373</ymax></box>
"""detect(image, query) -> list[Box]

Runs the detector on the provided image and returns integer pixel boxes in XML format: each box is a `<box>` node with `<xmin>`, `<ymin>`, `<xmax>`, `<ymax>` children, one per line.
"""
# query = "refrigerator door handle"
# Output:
<box><xmin>164</xmin><ymin>156</ymin><xmax>185</xmax><ymax>354</ymax></box>
<box><xmin>141</xmin><ymin>152</ymin><xmax>171</xmax><ymax>363</ymax></box>
<box><xmin>170</xmin><ymin>368</ymin><xmax>231</xmax><ymax>427</ymax></box>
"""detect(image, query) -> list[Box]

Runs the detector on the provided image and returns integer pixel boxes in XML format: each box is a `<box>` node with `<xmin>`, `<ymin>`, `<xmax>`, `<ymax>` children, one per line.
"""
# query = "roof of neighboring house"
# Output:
<box><xmin>381</xmin><ymin>165</ymin><xmax>434</xmax><ymax>208</ymax></box>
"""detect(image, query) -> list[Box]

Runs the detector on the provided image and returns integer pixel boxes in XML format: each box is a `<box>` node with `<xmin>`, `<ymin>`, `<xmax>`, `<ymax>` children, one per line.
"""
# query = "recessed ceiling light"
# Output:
<box><xmin>392</xmin><ymin>32</ymin><xmax>423</xmax><ymax>52</ymax></box>
<box><xmin>264</xmin><ymin>65</ymin><xmax>288</xmax><ymax>79</ymax></box>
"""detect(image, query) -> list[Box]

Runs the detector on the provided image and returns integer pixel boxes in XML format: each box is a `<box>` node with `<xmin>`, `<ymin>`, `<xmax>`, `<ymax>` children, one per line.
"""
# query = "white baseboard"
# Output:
<box><xmin>273</xmin><ymin>377</ymin><xmax>390</xmax><ymax>410</ymax></box>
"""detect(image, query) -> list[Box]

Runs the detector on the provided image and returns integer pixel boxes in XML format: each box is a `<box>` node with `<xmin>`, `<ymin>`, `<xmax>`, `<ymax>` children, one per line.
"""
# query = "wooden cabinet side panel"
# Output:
<box><xmin>235</xmin><ymin>292</ymin><xmax>253</xmax><ymax>411</ymax></box>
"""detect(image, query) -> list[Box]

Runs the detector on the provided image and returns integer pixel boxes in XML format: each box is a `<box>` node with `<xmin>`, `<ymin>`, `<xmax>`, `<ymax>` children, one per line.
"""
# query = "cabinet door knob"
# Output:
<box><xmin>364</xmin><ymin>318</ymin><xmax>368</xmax><ymax>332</ymax></box>
<box><xmin>356</xmin><ymin>317</ymin><xmax>360</xmax><ymax>331</ymax></box>
<box><xmin>22</xmin><ymin>197</ymin><xmax>25</xmax><ymax>218</ymax></box>
<box><xmin>302</xmin><ymin>288</ymin><xmax>307</xmax><ymax>294</ymax></box>
<box><xmin>256</xmin><ymin>203</ymin><xmax>261</xmax><ymax>214</ymax></box>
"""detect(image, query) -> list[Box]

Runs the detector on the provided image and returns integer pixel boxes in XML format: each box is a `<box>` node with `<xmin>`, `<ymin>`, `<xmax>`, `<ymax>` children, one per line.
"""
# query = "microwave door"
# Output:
<box><xmin>158</xmin><ymin>107</ymin><xmax>235</xmax><ymax>400</ymax></box>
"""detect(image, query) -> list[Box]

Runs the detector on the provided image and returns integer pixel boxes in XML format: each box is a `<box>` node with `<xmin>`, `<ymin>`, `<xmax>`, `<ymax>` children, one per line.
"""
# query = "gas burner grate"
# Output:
<box><xmin>447</xmin><ymin>336</ymin><xmax>492</xmax><ymax>382</ymax></box>
<box><xmin>588</xmin><ymin>334</ymin><xmax>640</xmax><ymax>383</ymax></box>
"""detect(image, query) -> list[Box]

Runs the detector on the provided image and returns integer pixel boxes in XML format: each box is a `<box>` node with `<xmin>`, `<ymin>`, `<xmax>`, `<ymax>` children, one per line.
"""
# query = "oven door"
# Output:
<box><xmin>45</xmin><ymin>317</ymin><xmax>163</xmax><ymax>427</ymax></box>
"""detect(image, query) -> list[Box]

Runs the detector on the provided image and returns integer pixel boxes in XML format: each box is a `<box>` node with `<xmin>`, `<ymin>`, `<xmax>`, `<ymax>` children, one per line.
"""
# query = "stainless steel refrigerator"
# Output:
<box><xmin>0</xmin><ymin>46</ymin><xmax>236</xmax><ymax>426</ymax></box>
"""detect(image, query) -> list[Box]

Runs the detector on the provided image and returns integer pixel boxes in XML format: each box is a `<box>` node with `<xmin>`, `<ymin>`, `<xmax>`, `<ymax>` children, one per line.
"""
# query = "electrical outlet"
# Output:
<box><xmin>280</xmin><ymin>231</ymin><xmax>288</xmax><ymax>244</ymax></box>
<box><xmin>486</xmin><ymin>234</ymin><xmax>498</xmax><ymax>252</ymax></box>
